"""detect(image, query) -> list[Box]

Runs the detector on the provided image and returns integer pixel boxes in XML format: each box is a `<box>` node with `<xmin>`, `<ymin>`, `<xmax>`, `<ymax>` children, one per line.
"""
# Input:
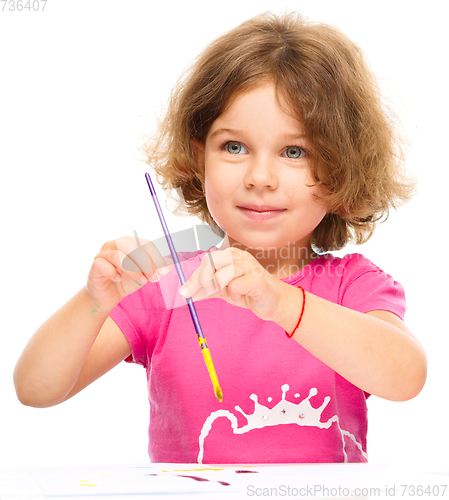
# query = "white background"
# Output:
<box><xmin>1</xmin><ymin>0</ymin><xmax>448</xmax><ymax>468</ymax></box>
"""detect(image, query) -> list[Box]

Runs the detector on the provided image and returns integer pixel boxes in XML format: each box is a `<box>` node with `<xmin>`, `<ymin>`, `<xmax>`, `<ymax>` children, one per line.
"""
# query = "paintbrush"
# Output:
<box><xmin>145</xmin><ymin>172</ymin><xmax>223</xmax><ymax>402</ymax></box>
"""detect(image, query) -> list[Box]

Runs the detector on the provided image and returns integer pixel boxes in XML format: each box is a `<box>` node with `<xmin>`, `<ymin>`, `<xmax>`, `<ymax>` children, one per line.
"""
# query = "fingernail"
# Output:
<box><xmin>159</xmin><ymin>266</ymin><xmax>170</xmax><ymax>275</ymax></box>
<box><xmin>179</xmin><ymin>285</ymin><xmax>189</xmax><ymax>297</ymax></box>
<box><xmin>139</xmin><ymin>275</ymin><xmax>148</xmax><ymax>285</ymax></box>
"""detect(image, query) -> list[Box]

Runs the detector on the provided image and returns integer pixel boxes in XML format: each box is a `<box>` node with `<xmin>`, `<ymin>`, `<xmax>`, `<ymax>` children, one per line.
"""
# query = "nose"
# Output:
<box><xmin>243</xmin><ymin>153</ymin><xmax>278</xmax><ymax>190</ymax></box>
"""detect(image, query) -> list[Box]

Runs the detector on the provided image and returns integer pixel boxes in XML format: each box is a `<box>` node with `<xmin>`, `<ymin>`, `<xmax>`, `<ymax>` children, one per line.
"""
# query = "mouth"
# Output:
<box><xmin>237</xmin><ymin>205</ymin><xmax>286</xmax><ymax>221</ymax></box>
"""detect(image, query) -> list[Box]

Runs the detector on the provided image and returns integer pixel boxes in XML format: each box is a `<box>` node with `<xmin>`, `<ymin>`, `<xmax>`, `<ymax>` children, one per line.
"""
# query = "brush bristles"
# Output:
<box><xmin>215</xmin><ymin>385</ymin><xmax>223</xmax><ymax>403</ymax></box>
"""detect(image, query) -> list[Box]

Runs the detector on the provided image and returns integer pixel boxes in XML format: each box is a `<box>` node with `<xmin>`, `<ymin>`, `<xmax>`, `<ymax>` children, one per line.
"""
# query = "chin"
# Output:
<box><xmin>228</xmin><ymin>233</ymin><xmax>287</xmax><ymax>252</ymax></box>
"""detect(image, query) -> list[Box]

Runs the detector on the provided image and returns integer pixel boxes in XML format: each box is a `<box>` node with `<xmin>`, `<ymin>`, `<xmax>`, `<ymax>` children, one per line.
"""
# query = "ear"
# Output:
<box><xmin>190</xmin><ymin>139</ymin><xmax>205</xmax><ymax>176</ymax></box>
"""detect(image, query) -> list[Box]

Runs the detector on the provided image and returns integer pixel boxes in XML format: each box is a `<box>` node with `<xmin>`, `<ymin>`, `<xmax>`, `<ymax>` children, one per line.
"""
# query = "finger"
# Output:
<box><xmin>90</xmin><ymin>257</ymin><xmax>122</xmax><ymax>283</ymax></box>
<box><xmin>187</xmin><ymin>274</ymin><xmax>246</xmax><ymax>304</ymax></box>
<box><xmin>131</xmin><ymin>232</ymin><xmax>172</xmax><ymax>274</ymax></box>
<box><xmin>116</xmin><ymin>236</ymin><xmax>154</xmax><ymax>278</ymax></box>
<box><xmin>98</xmin><ymin>249</ymin><xmax>149</xmax><ymax>287</ymax></box>
<box><xmin>226</xmin><ymin>273</ymin><xmax>263</xmax><ymax>302</ymax></box>
<box><xmin>179</xmin><ymin>265</ymin><xmax>215</xmax><ymax>298</ymax></box>
<box><xmin>180</xmin><ymin>248</ymin><xmax>243</xmax><ymax>298</ymax></box>
<box><xmin>117</xmin><ymin>237</ymin><xmax>171</xmax><ymax>282</ymax></box>
<box><xmin>180</xmin><ymin>264</ymin><xmax>243</xmax><ymax>301</ymax></box>
<box><xmin>197</xmin><ymin>251</ymin><xmax>222</xmax><ymax>296</ymax></box>
<box><xmin>206</xmin><ymin>251</ymin><xmax>222</xmax><ymax>295</ymax></box>
<box><xmin>180</xmin><ymin>254</ymin><xmax>220</xmax><ymax>298</ymax></box>
<box><xmin>204</xmin><ymin>247</ymin><xmax>236</xmax><ymax>270</ymax></box>
<box><xmin>145</xmin><ymin>241</ymin><xmax>173</xmax><ymax>275</ymax></box>
<box><xmin>209</xmin><ymin>247</ymin><xmax>256</xmax><ymax>281</ymax></box>
<box><xmin>213</xmin><ymin>262</ymin><xmax>244</xmax><ymax>291</ymax></box>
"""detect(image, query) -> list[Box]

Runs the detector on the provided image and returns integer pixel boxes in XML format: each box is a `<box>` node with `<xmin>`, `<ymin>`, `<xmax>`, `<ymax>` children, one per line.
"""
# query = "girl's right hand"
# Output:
<box><xmin>85</xmin><ymin>236</ymin><xmax>173</xmax><ymax>313</ymax></box>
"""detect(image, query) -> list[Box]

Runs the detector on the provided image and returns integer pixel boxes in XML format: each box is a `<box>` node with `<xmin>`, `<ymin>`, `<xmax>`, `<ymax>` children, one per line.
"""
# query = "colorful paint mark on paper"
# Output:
<box><xmin>79</xmin><ymin>480</ymin><xmax>97</xmax><ymax>487</ymax></box>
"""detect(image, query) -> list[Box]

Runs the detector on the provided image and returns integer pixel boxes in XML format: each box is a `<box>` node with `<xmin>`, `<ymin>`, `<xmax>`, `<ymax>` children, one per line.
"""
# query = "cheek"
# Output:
<box><xmin>203</xmin><ymin>153</ymin><xmax>233</xmax><ymax>224</ymax></box>
<box><xmin>305</xmin><ymin>188</ymin><xmax>328</xmax><ymax>219</ymax></box>
<box><xmin>204</xmin><ymin>176</ymin><xmax>228</xmax><ymax>228</ymax></box>
<box><xmin>205</xmin><ymin>192</ymin><xmax>221</xmax><ymax>225</ymax></box>
<box><xmin>291</xmin><ymin>184</ymin><xmax>328</xmax><ymax>231</ymax></box>
<box><xmin>310</xmin><ymin>201</ymin><xmax>328</xmax><ymax>229</ymax></box>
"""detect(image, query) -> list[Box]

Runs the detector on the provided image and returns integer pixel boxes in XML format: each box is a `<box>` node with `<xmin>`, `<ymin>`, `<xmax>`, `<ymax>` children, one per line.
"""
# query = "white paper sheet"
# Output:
<box><xmin>1</xmin><ymin>462</ymin><xmax>446</xmax><ymax>499</ymax></box>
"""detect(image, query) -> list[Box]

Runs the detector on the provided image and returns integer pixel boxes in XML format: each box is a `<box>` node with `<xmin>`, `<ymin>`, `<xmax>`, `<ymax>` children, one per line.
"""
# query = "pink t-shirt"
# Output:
<box><xmin>110</xmin><ymin>252</ymin><xmax>406</xmax><ymax>464</ymax></box>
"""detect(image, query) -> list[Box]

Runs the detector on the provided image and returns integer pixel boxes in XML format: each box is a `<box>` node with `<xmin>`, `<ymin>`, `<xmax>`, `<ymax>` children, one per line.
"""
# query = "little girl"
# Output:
<box><xmin>14</xmin><ymin>12</ymin><xmax>426</xmax><ymax>464</ymax></box>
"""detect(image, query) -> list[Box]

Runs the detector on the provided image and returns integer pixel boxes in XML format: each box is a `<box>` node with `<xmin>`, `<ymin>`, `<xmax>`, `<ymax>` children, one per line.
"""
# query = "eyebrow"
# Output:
<box><xmin>208</xmin><ymin>128</ymin><xmax>243</xmax><ymax>140</ymax></box>
<box><xmin>208</xmin><ymin>128</ymin><xmax>308</xmax><ymax>142</ymax></box>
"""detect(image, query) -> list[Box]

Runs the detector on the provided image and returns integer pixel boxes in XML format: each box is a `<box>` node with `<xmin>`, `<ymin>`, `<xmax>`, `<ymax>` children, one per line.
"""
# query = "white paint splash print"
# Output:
<box><xmin>197</xmin><ymin>384</ymin><xmax>367</xmax><ymax>463</ymax></box>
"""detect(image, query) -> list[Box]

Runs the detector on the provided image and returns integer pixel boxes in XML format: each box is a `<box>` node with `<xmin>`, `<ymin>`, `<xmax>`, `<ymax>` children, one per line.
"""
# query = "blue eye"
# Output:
<box><xmin>225</xmin><ymin>142</ymin><xmax>247</xmax><ymax>154</ymax></box>
<box><xmin>284</xmin><ymin>146</ymin><xmax>305</xmax><ymax>159</ymax></box>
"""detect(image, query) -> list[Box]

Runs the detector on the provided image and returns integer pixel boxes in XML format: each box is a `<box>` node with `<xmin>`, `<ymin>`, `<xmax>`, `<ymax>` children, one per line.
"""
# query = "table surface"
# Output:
<box><xmin>1</xmin><ymin>462</ymin><xmax>448</xmax><ymax>499</ymax></box>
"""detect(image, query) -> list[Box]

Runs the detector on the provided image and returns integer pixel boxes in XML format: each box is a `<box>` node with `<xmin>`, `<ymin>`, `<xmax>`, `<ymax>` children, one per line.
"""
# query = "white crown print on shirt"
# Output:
<box><xmin>197</xmin><ymin>384</ymin><xmax>368</xmax><ymax>463</ymax></box>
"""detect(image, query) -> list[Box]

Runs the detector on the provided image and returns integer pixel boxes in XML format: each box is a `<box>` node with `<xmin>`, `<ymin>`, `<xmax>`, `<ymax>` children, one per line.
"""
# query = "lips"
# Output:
<box><xmin>238</xmin><ymin>204</ymin><xmax>285</xmax><ymax>212</ymax></box>
<box><xmin>238</xmin><ymin>204</ymin><xmax>286</xmax><ymax>221</ymax></box>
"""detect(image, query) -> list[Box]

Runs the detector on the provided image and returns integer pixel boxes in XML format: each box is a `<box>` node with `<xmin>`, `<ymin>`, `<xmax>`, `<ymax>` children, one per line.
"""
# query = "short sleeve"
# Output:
<box><xmin>340</xmin><ymin>254</ymin><xmax>407</xmax><ymax>321</ymax></box>
<box><xmin>108</xmin><ymin>250</ymin><xmax>203</xmax><ymax>369</ymax></box>
<box><xmin>109</xmin><ymin>281</ymin><xmax>163</xmax><ymax>369</ymax></box>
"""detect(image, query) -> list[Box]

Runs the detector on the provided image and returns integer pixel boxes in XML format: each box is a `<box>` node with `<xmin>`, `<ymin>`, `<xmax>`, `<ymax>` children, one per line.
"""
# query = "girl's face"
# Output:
<box><xmin>194</xmin><ymin>84</ymin><xmax>328</xmax><ymax>253</ymax></box>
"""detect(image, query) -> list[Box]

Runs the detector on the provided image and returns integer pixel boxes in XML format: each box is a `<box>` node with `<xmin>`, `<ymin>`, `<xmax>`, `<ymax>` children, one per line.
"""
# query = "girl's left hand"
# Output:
<box><xmin>179</xmin><ymin>247</ymin><xmax>288</xmax><ymax>324</ymax></box>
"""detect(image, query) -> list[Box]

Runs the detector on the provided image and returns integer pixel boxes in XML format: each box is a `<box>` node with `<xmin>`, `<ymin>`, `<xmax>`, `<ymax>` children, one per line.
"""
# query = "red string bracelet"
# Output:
<box><xmin>285</xmin><ymin>285</ymin><xmax>306</xmax><ymax>338</ymax></box>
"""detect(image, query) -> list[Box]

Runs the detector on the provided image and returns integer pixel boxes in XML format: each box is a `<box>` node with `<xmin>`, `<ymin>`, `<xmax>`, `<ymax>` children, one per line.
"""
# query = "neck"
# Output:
<box><xmin>219</xmin><ymin>235</ymin><xmax>317</xmax><ymax>279</ymax></box>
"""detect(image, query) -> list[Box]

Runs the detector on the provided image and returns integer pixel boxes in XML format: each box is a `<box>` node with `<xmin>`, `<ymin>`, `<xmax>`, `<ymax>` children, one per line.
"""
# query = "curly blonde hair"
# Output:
<box><xmin>143</xmin><ymin>11</ymin><xmax>415</xmax><ymax>252</ymax></box>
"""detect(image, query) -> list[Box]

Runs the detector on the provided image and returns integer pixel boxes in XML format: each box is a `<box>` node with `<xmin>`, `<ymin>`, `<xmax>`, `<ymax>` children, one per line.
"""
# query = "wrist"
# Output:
<box><xmin>80</xmin><ymin>286</ymin><xmax>117</xmax><ymax>319</ymax></box>
<box><xmin>276</xmin><ymin>283</ymin><xmax>306</xmax><ymax>337</ymax></box>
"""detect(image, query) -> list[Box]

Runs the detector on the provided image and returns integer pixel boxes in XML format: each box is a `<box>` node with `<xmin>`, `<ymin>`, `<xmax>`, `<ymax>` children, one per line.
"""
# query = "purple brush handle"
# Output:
<box><xmin>145</xmin><ymin>172</ymin><xmax>207</xmax><ymax>344</ymax></box>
